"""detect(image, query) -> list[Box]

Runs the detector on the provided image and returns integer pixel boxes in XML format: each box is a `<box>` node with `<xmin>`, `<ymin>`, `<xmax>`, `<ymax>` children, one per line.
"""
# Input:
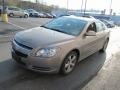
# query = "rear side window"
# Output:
<box><xmin>14</xmin><ymin>8</ymin><xmax>20</xmax><ymax>11</ymax></box>
<box><xmin>96</xmin><ymin>22</ymin><xmax>106</xmax><ymax>32</ymax></box>
<box><xmin>8</xmin><ymin>7</ymin><xmax>20</xmax><ymax>11</ymax></box>
<box><xmin>8</xmin><ymin>7</ymin><xmax>14</xmax><ymax>10</ymax></box>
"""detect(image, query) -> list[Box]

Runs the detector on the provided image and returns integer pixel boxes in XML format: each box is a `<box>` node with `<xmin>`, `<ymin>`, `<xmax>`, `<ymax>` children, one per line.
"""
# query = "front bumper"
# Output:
<box><xmin>11</xmin><ymin>49</ymin><xmax>62</xmax><ymax>73</ymax></box>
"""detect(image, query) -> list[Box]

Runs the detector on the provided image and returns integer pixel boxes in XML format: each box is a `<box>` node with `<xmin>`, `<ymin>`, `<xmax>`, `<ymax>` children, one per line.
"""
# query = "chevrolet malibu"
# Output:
<box><xmin>11</xmin><ymin>16</ymin><xmax>110</xmax><ymax>75</ymax></box>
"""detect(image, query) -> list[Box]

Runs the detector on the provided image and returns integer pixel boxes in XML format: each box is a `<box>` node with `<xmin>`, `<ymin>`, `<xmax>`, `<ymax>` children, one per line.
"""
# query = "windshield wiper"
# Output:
<box><xmin>41</xmin><ymin>25</ymin><xmax>49</xmax><ymax>29</ymax></box>
<box><xmin>41</xmin><ymin>26</ymin><xmax>58</xmax><ymax>31</ymax></box>
<box><xmin>48</xmin><ymin>28</ymin><xmax>66</xmax><ymax>33</ymax></box>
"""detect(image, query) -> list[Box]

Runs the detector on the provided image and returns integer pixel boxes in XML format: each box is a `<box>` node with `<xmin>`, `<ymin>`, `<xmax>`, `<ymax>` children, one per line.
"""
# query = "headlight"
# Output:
<box><xmin>36</xmin><ymin>48</ymin><xmax>57</xmax><ymax>57</ymax></box>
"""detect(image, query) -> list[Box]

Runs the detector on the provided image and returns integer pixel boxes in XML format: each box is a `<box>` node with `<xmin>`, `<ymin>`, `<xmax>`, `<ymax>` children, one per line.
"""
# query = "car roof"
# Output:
<box><xmin>63</xmin><ymin>15</ymin><xmax>98</xmax><ymax>23</ymax></box>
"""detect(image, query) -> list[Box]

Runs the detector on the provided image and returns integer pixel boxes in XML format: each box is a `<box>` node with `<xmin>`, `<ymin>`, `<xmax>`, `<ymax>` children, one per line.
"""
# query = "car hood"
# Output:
<box><xmin>15</xmin><ymin>27</ymin><xmax>75</xmax><ymax>48</ymax></box>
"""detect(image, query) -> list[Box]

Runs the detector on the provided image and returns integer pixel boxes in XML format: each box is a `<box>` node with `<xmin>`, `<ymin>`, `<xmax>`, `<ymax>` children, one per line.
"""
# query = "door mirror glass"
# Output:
<box><xmin>85</xmin><ymin>31</ymin><xmax>96</xmax><ymax>36</ymax></box>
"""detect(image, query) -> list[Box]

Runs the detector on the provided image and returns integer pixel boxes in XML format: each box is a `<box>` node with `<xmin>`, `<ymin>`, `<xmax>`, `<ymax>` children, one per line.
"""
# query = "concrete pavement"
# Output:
<box><xmin>0</xmin><ymin>42</ymin><xmax>11</xmax><ymax>62</ymax></box>
<box><xmin>0</xmin><ymin>42</ymin><xmax>107</xmax><ymax>90</ymax></box>
<box><xmin>0</xmin><ymin>21</ymin><xmax>23</xmax><ymax>43</ymax></box>
<box><xmin>82</xmin><ymin>52</ymin><xmax>120</xmax><ymax>90</ymax></box>
<box><xmin>81</xmin><ymin>27</ymin><xmax>120</xmax><ymax>90</ymax></box>
<box><xmin>0</xmin><ymin>18</ymin><xmax>106</xmax><ymax>90</ymax></box>
<box><xmin>0</xmin><ymin>28</ymin><xmax>119</xmax><ymax>90</ymax></box>
<box><xmin>0</xmin><ymin>18</ymin><xmax>120</xmax><ymax>90</ymax></box>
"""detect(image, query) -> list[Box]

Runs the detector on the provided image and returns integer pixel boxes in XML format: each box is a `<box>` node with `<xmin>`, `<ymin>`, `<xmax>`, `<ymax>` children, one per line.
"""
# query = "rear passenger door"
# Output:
<box><xmin>95</xmin><ymin>21</ymin><xmax>107</xmax><ymax>50</ymax></box>
<box><xmin>13</xmin><ymin>8</ymin><xmax>22</xmax><ymax>16</ymax></box>
<box><xmin>13</xmin><ymin>8</ymin><xmax>20</xmax><ymax>16</ymax></box>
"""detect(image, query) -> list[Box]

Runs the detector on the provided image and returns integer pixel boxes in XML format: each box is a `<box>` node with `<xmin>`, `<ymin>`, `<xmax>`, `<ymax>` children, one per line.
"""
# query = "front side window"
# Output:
<box><xmin>87</xmin><ymin>22</ymin><xmax>96</xmax><ymax>32</ymax></box>
<box><xmin>9</xmin><ymin>7</ymin><xmax>20</xmax><ymax>11</ymax></box>
<box><xmin>14</xmin><ymin>8</ymin><xmax>21</xmax><ymax>11</ymax></box>
<box><xmin>42</xmin><ymin>17</ymin><xmax>87</xmax><ymax>36</ymax></box>
<box><xmin>8</xmin><ymin>7</ymin><xmax>14</xmax><ymax>10</ymax></box>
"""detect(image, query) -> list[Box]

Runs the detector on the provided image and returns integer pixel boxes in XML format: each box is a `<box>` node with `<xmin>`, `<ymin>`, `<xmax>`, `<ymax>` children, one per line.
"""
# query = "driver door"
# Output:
<box><xmin>80</xmin><ymin>22</ymin><xmax>99</xmax><ymax>60</ymax></box>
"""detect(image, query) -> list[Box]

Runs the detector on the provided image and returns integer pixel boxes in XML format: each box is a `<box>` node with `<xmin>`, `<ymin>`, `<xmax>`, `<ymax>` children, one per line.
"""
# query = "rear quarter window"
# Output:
<box><xmin>96</xmin><ymin>22</ymin><xmax>106</xmax><ymax>32</ymax></box>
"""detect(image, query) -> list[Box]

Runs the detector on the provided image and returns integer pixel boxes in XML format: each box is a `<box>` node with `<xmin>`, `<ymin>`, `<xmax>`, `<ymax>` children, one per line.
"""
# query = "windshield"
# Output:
<box><xmin>42</xmin><ymin>17</ymin><xmax>87</xmax><ymax>36</ymax></box>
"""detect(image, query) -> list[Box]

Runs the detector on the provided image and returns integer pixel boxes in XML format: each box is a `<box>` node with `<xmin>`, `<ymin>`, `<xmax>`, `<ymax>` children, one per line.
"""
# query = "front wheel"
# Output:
<box><xmin>9</xmin><ymin>13</ymin><xmax>14</xmax><ymax>17</ymax></box>
<box><xmin>60</xmin><ymin>51</ymin><xmax>78</xmax><ymax>75</ymax></box>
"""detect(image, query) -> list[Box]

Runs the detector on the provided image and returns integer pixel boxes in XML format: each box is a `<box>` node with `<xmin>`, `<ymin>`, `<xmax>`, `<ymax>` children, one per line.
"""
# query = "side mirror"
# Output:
<box><xmin>85</xmin><ymin>31</ymin><xmax>96</xmax><ymax>36</ymax></box>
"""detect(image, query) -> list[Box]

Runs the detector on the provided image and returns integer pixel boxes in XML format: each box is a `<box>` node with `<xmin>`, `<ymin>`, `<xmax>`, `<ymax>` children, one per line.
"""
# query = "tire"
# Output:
<box><xmin>29</xmin><ymin>13</ymin><xmax>32</xmax><ymax>17</ymax></box>
<box><xmin>60</xmin><ymin>51</ymin><xmax>78</xmax><ymax>75</ymax></box>
<box><xmin>24</xmin><ymin>14</ymin><xmax>28</xmax><ymax>18</ymax></box>
<box><xmin>9</xmin><ymin>13</ymin><xmax>14</xmax><ymax>17</ymax></box>
<box><xmin>100</xmin><ymin>39</ymin><xmax>109</xmax><ymax>52</ymax></box>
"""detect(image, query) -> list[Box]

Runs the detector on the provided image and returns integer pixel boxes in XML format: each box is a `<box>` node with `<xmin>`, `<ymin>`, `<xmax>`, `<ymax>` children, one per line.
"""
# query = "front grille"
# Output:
<box><xmin>14</xmin><ymin>49</ymin><xmax>28</xmax><ymax>58</ymax></box>
<box><xmin>14</xmin><ymin>39</ymin><xmax>33</xmax><ymax>50</ymax></box>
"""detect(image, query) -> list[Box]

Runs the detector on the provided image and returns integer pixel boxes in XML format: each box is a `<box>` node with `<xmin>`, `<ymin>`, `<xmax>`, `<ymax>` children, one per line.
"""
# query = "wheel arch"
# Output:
<box><xmin>59</xmin><ymin>48</ymin><xmax>80</xmax><ymax>74</ymax></box>
<box><xmin>9</xmin><ymin>13</ymin><xmax>14</xmax><ymax>16</ymax></box>
<box><xmin>60</xmin><ymin>48</ymin><xmax>80</xmax><ymax>67</ymax></box>
<box><xmin>70</xmin><ymin>49</ymin><xmax>80</xmax><ymax>61</ymax></box>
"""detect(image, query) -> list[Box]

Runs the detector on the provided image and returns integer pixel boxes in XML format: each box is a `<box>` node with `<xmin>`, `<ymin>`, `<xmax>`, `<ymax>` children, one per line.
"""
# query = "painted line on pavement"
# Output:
<box><xmin>8</xmin><ymin>22</ymin><xmax>25</xmax><ymax>30</ymax></box>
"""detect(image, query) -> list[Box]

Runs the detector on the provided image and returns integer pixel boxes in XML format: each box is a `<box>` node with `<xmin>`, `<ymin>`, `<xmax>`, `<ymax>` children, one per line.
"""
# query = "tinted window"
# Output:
<box><xmin>8</xmin><ymin>7</ymin><xmax>14</xmax><ymax>10</ymax></box>
<box><xmin>42</xmin><ymin>17</ymin><xmax>87</xmax><ymax>36</ymax></box>
<box><xmin>96</xmin><ymin>22</ymin><xmax>106</xmax><ymax>32</ymax></box>
<box><xmin>28</xmin><ymin>10</ymin><xmax>33</xmax><ymax>12</ymax></box>
<box><xmin>8</xmin><ymin>7</ymin><xmax>20</xmax><ymax>11</ymax></box>
<box><xmin>87</xmin><ymin>22</ymin><xmax>97</xmax><ymax>32</ymax></box>
<box><xmin>14</xmin><ymin>8</ymin><xmax>20</xmax><ymax>11</ymax></box>
<box><xmin>94</xmin><ymin>16</ymin><xmax>111</xmax><ymax>21</ymax></box>
<box><xmin>102</xmin><ymin>22</ymin><xmax>107</xmax><ymax>30</ymax></box>
<box><xmin>27</xmin><ymin>9</ymin><xmax>36</xmax><ymax>12</ymax></box>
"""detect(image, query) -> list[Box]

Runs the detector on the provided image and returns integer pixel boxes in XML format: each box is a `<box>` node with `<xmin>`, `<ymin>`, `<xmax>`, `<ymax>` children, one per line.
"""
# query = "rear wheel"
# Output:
<box><xmin>60</xmin><ymin>51</ymin><xmax>78</xmax><ymax>75</ymax></box>
<box><xmin>9</xmin><ymin>13</ymin><xmax>14</xmax><ymax>17</ymax></box>
<box><xmin>24</xmin><ymin>14</ymin><xmax>28</xmax><ymax>18</ymax></box>
<box><xmin>100</xmin><ymin>39</ymin><xmax>109</xmax><ymax>52</ymax></box>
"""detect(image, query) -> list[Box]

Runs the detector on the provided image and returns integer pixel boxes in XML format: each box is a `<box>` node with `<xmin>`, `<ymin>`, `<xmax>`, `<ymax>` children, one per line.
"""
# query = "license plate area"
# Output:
<box><xmin>12</xmin><ymin>52</ymin><xmax>26</xmax><ymax>65</ymax></box>
<box><xmin>21</xmin><ymin>58</ymin><xmax>27</xmax><ymax>64</ymax></box>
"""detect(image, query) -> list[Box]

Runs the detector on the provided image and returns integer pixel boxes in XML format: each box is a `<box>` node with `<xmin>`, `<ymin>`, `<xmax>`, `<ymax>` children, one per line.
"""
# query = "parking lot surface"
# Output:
<box><xmin>82</xmin><ymin>52</ymin><xmax>120</xmax><ymax>90</ymax></box>
<box><xmin>0</xmin><ymin>18</ymin><xmax>120</xmax><ymax>90</ymax></box>
<box><xmin>0</xmin><ymin>17</ymin><xmax>52</xmax><ymax>35</ymax></box>
<box><xmin>8</xmin><ymin>17</ymin><xmax>52</xmax><ymax>29</ymax></box>
<box><xmin>0</xmin><ymin>42</ymin><xmax>107</xmax><ymax>90</ymax></box>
